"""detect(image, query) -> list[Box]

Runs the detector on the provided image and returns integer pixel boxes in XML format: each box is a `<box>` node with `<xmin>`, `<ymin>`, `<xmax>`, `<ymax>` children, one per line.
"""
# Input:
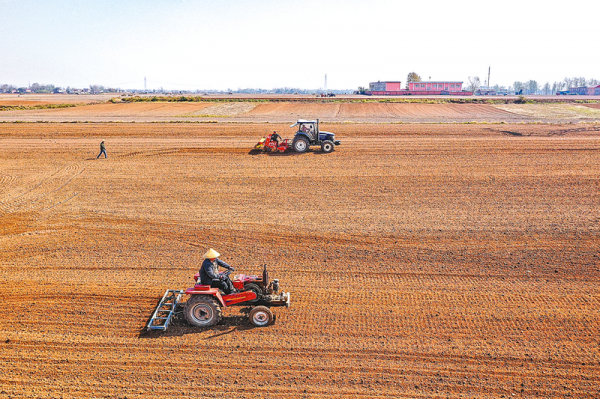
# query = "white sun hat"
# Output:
<box><xmin>203</xmin><ymin>248</ymin><xmax>220</xmax><ymax>259</ymax></box>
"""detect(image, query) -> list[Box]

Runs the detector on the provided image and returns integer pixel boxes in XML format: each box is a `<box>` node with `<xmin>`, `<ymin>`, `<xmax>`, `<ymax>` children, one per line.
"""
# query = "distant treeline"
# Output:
<box><xmin>510</xmin><ymin>77</ymin><xmax>599</xmax><ymax>95</ymax></box>
<box><xmin>0</xmin><ymin>83</ymin><xmax>120</xmax><ymax>94</ymax></box>
<box><xmin>1</xmin><ymin>83</ymin><xmax>59</xmax><ymax>93</ymax></box>
<box><xmin>465</xmin><ymin>77</ymin><xmax>599</xmax><ymax>95</ymax></box>
<box><xmin>0</xmin><ymin>82</ymin><xmax>354</xmax><ymax>95</ymax></box>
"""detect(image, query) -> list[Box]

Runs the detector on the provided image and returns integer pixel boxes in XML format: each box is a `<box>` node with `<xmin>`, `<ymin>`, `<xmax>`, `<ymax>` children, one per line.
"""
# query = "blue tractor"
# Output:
<box><xmin>290</xmin><ymin>119</ymin><xmax>341</xmax><ymax>153</ymax></box>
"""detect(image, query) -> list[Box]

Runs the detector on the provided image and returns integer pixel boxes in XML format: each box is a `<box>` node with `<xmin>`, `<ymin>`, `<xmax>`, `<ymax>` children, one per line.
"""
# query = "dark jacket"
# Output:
<box><xmin>199</xmin><ymin>258</ymin><xmax>232</xmax><ymax>285</ymax></box>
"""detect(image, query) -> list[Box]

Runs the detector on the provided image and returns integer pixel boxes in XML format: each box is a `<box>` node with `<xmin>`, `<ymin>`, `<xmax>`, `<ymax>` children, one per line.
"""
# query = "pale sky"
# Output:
<box><xmin>1</xmin><ymin>0</ymin><xmax>598</xmax><ymax>90</ymax></box>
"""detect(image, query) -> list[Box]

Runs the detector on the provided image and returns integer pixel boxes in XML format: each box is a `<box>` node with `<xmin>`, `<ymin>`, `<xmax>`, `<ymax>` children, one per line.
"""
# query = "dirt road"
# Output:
<box><xmin>1</xmin><ymin>123</ymin><xmax>599</xmax><ymax>398</ymax></box>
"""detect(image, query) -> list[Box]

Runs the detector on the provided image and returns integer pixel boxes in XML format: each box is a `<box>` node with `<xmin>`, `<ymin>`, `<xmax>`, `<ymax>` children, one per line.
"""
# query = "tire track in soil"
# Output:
<box><xmin>3</xmin><ymin>339</ymin><xmax>597</xmax><ymax>398</ymax></box>
<box><xmin>10</xmin><ymin>341</ymin><xmax>599</xmax><ymax>378</ymax></box>
<box><xmin>0</xmin><ymin>174</ymin><xmax>16</xmax><ymax>190</ymax></box>
<box><xmin>0</xmin><ymin>161</ymin><xmax>86</xmax><ymax>218</ymax></box>
<box><xmin>118</xmin><ymin>147</ymin><xmax>248</xmax><ymax>158</ymax></box>
<box><xmin>2</xmin><ymin>125</ymin><xmax>599</xmax><ymax>398</ymax></box>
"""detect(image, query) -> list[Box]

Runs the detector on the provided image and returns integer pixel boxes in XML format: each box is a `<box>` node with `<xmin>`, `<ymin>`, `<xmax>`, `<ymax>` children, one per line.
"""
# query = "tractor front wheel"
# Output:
<box><xmin>249</xmin><ymin>306</ymin><xmax>273</xmax><ymax>327</ymax></box>
<box><xmin>293</xmin><ymin>137</ymin><xmax>309</xmax><ymax>153</ymax></box>
<box><xmin>321</xmin><ymin>140</ymin><xmax>335</xmax><ymax>153</ymax></box>
<box><xmin>184</xmin><ymin>295</ymin><xmax>222</xmax><ymax>327</ymax></box>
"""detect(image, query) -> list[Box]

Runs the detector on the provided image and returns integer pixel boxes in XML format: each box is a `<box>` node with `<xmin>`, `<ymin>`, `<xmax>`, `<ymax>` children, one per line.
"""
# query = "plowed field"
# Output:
<box><xmin>246</xmin><ymin>102</ymin><xmax>520</xmax><ymax>122</ymax></box>
<box><xmin>0</xmin><ymin>94</ymin><xmax>117</xmax><ymax>105</ymax></box>
<box><xmin>0</xmin><ymin>101</ymin><xmax>530</xmax><ymax>123</ymax></box>
<box><xmin>1</xmin><ymin>123</ymin><xmax>599</xmax><ymax>398</ymax></box>
<box><xmin>494</xmin><ymin>104</ymin><xmax>600</xmax><ymax>120</ymax></box>
<box><xmin>4</xmin><ymin>100</ymin><xmax>600</xmax><ymax>123</ymax></box>
<box><xmin>0</xmin><ymin>102</ymin><xmax>216</xmax><ymax>120</ymax></box>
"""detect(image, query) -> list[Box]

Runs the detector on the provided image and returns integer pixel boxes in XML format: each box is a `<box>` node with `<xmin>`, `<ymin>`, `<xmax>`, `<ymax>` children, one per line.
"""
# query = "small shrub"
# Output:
<box><xmin>515</xmin><ymin>95</ymin><xmax>527</xmax><ymax>104</ymax></box>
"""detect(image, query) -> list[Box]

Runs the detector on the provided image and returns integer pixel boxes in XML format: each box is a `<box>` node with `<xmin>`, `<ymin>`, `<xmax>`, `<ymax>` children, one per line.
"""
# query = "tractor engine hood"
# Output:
<box><xmin>319</xmin><ymin>131</ymin><xmax>335</xmax><ymax>140</ymax></box>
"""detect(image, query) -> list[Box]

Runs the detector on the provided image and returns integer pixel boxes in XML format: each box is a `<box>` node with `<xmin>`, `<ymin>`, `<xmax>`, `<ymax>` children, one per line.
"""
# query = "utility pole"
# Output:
<box><xmin>487</xmin><ymin>66</ymin><xmax>491</xmax><ymax>88</ymax></box>
<box><xmin>144</xmin><ymin>77</ymin><xmax>147</xmax><ymax>91</ymax></box>
<box><xmin>324</xmin><ymin>74</ymin><xmax>327</xmax><ymax>93</ymax></box>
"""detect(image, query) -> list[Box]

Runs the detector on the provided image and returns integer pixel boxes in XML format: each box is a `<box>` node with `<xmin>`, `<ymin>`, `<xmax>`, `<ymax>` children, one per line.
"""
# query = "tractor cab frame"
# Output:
<box><xmin>291</xmin><ymin>119</ymin><xmax>341</xmax><ymax>153</ymax></box>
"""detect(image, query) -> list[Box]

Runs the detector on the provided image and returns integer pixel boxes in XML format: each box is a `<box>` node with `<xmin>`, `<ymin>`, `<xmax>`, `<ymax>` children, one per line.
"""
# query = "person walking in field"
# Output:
<box><xmin>97</xmin><ymin>140</ymin><xmax>107</xmax><ymax>159</ymax></box>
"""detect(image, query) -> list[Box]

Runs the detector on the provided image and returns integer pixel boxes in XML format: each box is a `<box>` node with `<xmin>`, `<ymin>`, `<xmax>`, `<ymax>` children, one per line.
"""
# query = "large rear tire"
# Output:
<box><xmin>321</xmin><ymin>140</ymin><xmax>334</xmax><ymax>153</ymax></box>
<box><xmin>249</xmin><ymin>306</ymin><xmax>273</xmax><ymax>327</ymax></box>
<box><xmin>184</xmin><ymin>295</ymin><xmax>222</xmax><ymax>327</ymax></box>
<box><xmin>293</xmin><ymin>137</ymin><xmax>309</xmax><ymax>153</ymax></box>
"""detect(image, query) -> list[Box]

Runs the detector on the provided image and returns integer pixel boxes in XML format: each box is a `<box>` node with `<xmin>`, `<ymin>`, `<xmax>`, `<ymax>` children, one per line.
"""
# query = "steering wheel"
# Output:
<box><xmin>221</xmin><ymin>269</ymin><xmax>233</xmax><ymax>278</ymax></box>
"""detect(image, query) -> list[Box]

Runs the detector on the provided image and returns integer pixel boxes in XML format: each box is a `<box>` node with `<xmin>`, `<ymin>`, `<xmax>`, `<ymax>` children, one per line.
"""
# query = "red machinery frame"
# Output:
<box><xmin>185</xmin><ymin>283</ymin><xmax>258</xmax><ymax>307</ymax></box>
<box><xmin>255</xmin><ymin>133</ymin><xmax>291</xmax><ymax>153</ymax></box>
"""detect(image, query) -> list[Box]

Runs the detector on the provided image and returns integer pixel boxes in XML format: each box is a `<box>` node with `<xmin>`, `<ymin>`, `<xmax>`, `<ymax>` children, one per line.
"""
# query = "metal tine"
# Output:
<box><xmin>147</xmin><ymin>289</ymin><xmax>185</xmax><ymax>331</ymax></box>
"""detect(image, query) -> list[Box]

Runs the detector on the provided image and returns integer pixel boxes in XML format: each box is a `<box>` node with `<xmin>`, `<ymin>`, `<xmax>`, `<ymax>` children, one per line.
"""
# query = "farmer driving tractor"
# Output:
<box><xmin>199</xmin><ymin>248</ymin><xmax>237</xmax><ymax>295</ymax></box>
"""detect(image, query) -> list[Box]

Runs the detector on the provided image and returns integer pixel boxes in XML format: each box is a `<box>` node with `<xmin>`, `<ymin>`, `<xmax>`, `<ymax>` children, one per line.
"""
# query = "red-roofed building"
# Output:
<box><xmin>569</xmin><ymin>85</ymin><xmax>600</xmax><ymax>95</ymax></box>
<box><xmin>408</xmin><ymin>81</ymin><xmax>463</xmax><ymax>92</ymax></box>
<box><xmin>369</xmin><ymin>81</ymin><xmax>403</xmax><ymax>91</ymax></box>
<box><xmin>366</xmin><ymin>80</ymin><xmax>469</xmax><ymax>95</ymax></box>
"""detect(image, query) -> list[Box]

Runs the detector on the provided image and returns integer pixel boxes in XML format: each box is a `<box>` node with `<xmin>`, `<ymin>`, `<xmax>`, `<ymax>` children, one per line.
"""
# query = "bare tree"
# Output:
<box><xmin>405</xmin><ymin>72</ymin><xmax>422</xmax><ymax>89</ymax></box>
<box><xmin>573</xmin><ymin>77</ymin><xmax>585</xmax><ymax>87</ymax></box>
<box><xmin>467</xmin><ymin>76</ymin><xmax>481</xmax><ymax>92</ymax></box>
<box><xmin>527</xmin><ymin>80</ymin><xmax>539</xmax><ymax>94</ymax></box>
<box><xmin>513</xmin><ymin>81</ymin><xmax>524</xmax><ymax>94</ymax></box>
<box><xmin>542</xmin><ymin>82</ymin><xmax>551</xmax><ymax>95</ymax></box>
<box><xmin>89</xmin><ymin>85</ymin><xmax>105</xmax><ymax>94</ymax></box>
<box><xmin>0</xmin><ymin>84</ymin><xmax>16</xmax><ymax>93</ymax></box>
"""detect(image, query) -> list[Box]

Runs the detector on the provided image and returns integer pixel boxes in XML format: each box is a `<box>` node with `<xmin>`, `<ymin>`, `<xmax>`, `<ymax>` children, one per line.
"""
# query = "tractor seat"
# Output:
<box><xmin>193</xmin><ymin>284</ymin><xmax>213</xmax><ymax>291</ymax></box>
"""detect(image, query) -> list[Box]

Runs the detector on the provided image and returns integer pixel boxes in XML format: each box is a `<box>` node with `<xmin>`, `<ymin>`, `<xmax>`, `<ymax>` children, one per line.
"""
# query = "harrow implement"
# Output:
<box><xmin>146</xmin><ymin>289</ymin><xmax>184</xmax><ymax>331</ymax></box>
<box><xmin>146</xmin><ymin>265</ymin><xmax>290</xmax><ymax>331</ymax></box>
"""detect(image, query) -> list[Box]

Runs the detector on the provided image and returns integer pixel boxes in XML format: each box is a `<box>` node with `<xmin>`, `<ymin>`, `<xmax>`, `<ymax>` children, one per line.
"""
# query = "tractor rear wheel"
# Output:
<box><xmin>293</xmin><ymin>137</ymin><xmax>309</xmax><ymax>153</ymax></box>
<box><xmin>321</xmin><ymin>140</ymin><xmax>334</xmax><ymax>153</ymax></box>
<box><xmin>244</xmin><ymin>283</ymin><xmax>262</xmax><ymax>304</ymax></box>
<box><xmin>249</xmin><ymin>306</ymin><xmax>273</xmax><ymax>327</ymax></box>
<box><xmin>184</xmin><ymin>295</ymin><xmax>222</xmax><ymax>327</ymax></box>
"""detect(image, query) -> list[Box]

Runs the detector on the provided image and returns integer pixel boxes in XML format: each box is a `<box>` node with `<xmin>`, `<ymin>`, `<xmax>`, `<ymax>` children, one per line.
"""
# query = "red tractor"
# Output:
<box><xmin>254</xmin><ymin>133</ymin><xmax>291</xmax><ymax>153</ymax></box>
<box><xmin>147</xmin><ymin>265</ymin><xmax>290</xmax><ymax>331</ymax></box>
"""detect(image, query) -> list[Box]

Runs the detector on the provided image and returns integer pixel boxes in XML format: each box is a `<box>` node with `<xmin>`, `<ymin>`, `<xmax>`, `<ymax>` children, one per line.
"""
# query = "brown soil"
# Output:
<box><xmin>1</xmin><ymin>123</ymin><xmax>599</xmax><ymax>398</ymax></box>
<box><xmin>247</xmin><ymin>102</ymin><xmax>520</xmax><ymax>121</ymax></box>
<box><xmin>493</xmin><ymin>103</ymin><xmax>600</xmax><ymax>119</ymax></box>
<box><xmin>0</xmin><ymin>101</ymin><xmax>531</xmax><ymax>123</ymax></box>
<box><xmin>0</xmin><ymin>100</ymin><xmax>74</xmax><ymax>107</ymax></box>
<box><xmin>0</xmin><ymin>93</ymin><xmax>117</xmax><ymax>105</ymax></box>
<box><xmin>583</xmin><ymin>103</ymin><xmax>600</xmax><ymax>109</ymax></box>
<box><xmin>0</xmin><ymin>102</ymin><xmax>216</xmax><ymax>119</ymax></box>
